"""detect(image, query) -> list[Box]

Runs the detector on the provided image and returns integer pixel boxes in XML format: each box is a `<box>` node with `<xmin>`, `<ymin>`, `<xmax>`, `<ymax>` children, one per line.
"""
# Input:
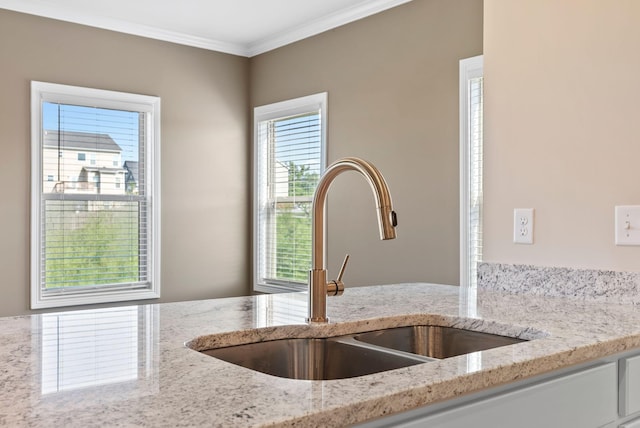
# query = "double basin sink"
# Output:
<box><xmin>192</xmin><ymin>325</ymin><xmax>527</xmax><ymax>381</ymax></box>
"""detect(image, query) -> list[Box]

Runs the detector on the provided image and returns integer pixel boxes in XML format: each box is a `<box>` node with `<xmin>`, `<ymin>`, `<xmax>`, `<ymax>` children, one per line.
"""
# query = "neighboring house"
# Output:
<box><xmin>43</xmin><ymin>130</ymin><xmax>125</xmax><ymax>195</ymax></box>
<box><xmin>123</xmin><ymin>161</ymin><xmax>139</xmax><ymax>194</ymax></box>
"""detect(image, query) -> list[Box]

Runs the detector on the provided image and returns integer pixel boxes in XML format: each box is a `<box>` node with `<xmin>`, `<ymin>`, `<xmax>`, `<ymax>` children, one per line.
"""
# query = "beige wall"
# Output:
<box><xmin>0</xmin><ymin>1</ymin><xmax>484</xmax><ymax>316</ymax></box>
<box><xmin>0</xmin><ymin>9</ymin><xmax>250</xmax><ymax>316</ymax></box>
<box><xmin>250</xmin><ymin>0</ymin><xmax>483</xmax><ymax>287</ymax></box>
<box><xmin>484</xmin><ymin>1</ymin><xmax>640</xmax><ymax>271</ymax></box>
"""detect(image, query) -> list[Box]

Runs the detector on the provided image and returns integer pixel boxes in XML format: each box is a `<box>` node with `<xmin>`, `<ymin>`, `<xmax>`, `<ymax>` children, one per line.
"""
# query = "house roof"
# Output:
<box><xmin>124</xmin><ymin>161</ymin><xmax>139</xmax><ymax>183</ymax></box>
<box><xmin>44</xmin><ymin>130</ymin><xmax>122</xmax><ymax>153</ymax></box>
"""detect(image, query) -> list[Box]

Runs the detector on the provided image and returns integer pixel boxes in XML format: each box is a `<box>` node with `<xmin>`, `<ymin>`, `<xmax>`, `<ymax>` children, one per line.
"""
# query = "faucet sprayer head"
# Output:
<box><xmin>379</xmin><ymin>207</ymin><xmax>398</xmax><ymax>240</ymax></box>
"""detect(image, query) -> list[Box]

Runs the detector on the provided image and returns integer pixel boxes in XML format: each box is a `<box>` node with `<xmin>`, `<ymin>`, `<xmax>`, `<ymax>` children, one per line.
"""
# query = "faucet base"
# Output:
<box><xmin>308</xmin><ymin>268</ymin><xmax>329</xmax><ymax>323</ymax></box>
<box><xmin>306</xmin><ymin>317</ymin><xmax>330</xmax><ymax>324</ymax></box>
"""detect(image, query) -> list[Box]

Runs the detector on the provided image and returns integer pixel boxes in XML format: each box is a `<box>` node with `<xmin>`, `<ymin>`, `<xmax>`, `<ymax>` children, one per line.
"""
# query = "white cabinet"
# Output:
<box><xmin>360</xmin><ymin>362</ymin><xmax>617</xmax><ymax>428</ymax></box>
<box><xmin>358</xmin><ymin>349</ymin><xmax>640</xmax><ymax>428</ymax></box>
<box><xmin>414</xmin><ymin>363</ymin><xmax>616</xmax><ymax>428</ymax></box>
<box><xmin>620</xmin><ymin>355</ymin><xmax>640</xmax><ymax>417</ymax></box>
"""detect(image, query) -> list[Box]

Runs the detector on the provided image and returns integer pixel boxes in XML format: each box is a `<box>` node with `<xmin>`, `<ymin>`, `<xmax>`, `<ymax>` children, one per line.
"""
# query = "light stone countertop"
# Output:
<box><xmin>3</xmin><ymin>282</ymin><xmax>640</xmax><ymax>427</ymax></box>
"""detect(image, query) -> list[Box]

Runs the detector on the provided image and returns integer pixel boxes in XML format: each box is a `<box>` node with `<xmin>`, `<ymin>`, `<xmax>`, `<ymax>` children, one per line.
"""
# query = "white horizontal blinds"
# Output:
<box><xmin>259</xmin><ymin>110</ymin><xmax>322</xmax><ymax>288</ymax></box>
<box><xmin>41</xmin><ymin>102</ymin><xmax>148</xmax><ymax>292</ymax></box>
<box><xmin>468</xmin><ymin>76</ymin><xmax>484</xmax><ymax>288</ymax></box>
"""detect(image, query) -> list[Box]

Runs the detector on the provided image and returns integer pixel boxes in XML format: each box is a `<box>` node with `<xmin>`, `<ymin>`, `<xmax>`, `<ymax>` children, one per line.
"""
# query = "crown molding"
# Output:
<box><xmin>0</xmin><ymin>0</ymin><xmax>413</xmax><ymax>57</ymax></box>
<box><xmin>247</xmin><ymin>0</ymin><xmax>414</xmax><ymax>56</ymax></box>
<box><xmin>0</xmin><ymin>0</ymin><xmax>249</xmax><ymax>55</ymax></box>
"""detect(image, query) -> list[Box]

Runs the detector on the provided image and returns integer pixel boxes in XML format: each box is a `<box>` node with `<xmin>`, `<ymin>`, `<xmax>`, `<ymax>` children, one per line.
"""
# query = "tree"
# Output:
<box><xmin>288</xmin><ymin>162</ymin><xmax>318</xmax><ymax>197</ymax></box>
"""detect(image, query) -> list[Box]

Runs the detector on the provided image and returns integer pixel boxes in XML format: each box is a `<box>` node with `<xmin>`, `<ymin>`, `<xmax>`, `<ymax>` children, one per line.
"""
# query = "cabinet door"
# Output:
<box><xmin>620</xmin><ymin>355</ymin><xmax>640</xmax><ymax>417</ymax></box>
<box><xmin>370</xmin><ymin>363</ymin><xmax>617</xmax><ymax>428</ymax></box>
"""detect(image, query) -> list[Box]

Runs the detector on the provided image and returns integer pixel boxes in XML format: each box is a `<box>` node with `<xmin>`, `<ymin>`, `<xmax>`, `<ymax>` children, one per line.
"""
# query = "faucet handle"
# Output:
<box><xmin>336</xmin><ymin>254</ymin><xmax>350</xmax><ymax>283</ymax></box>
<box><xmin>327</xmin><ymin>254</ymin><xmax>349</xmax><ymax>296</ymax></box>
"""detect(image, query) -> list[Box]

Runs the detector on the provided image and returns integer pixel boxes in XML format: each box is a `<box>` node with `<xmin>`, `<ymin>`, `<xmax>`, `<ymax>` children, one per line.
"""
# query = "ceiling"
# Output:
<box><xmin>0</xmin><ymin>0</ymin><xmax>412</xmax><ymax>57</ymax></box>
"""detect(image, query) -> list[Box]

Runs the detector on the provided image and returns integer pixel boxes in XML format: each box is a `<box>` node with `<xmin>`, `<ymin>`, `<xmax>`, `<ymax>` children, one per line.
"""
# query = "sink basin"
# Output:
<box><xmin>200</xmin><ymin>337</ymin><xmax>426</xmax><ymax>380</ymax></box>
<box><xmin>193</xmin><ymin>324</ymin><xmax>529</xmax><ymax>380</ymax></box>
<box><xmin>353</xmin><ymin>325</ymin><xmax>526</xmax><ymax>359</ymax></box>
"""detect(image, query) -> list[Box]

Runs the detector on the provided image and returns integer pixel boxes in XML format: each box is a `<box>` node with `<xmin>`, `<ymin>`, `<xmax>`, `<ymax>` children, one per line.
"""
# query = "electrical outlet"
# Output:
<box><xmin>513</xmin><ymin>208</ymin><xmax>534</xmax><ymax>244</ymax></box>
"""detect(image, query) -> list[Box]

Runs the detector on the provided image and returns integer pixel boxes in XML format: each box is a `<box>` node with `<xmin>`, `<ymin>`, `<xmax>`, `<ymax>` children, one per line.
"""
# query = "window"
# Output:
<box><xmin>31</xmin><ymin>81</ymin><xmax>161</xmax><ymax>309</ymax></box>
<box><xmin>253</xmin><ymin>93</ymin><xmax>327</xmax><ymax>293</ymax></box>
<box><xmin>459</xmin><ymin>56</ymin><xmax>484</xmax><ymax>292</ymax></box>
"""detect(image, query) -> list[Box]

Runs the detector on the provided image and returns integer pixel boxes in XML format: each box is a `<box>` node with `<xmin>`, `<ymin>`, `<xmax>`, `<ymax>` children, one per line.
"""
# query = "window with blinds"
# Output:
<box><xmin>254</xmin><ymin>93</ymin><xmax>327</xmax><ymax>293</ymax></box>
<box><xmin>31</xmin><ymin>82</ymin><xmax>161</xmax><ymax>309</ymax></box>
<box><xmin>460</xmin><ymin>56</ymin><xmax>484</xmax><ymax>290</ymax></box>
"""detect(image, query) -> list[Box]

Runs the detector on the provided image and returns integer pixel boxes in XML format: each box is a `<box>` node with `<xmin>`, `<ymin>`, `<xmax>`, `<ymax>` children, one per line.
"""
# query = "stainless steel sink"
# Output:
<box><xmin>200</xmin><ymin>337</ymin><xmax>426</xmax><ymax>380</ymax></box>
<box><xmin>353</xmin><ymin>325</ymin><xmax>526</xmax><ymax>359</ymax></box>
<box><xmin>194</xmin><ymin>325</ymin><xmax>528</xmax><ymax>380</ymax></box>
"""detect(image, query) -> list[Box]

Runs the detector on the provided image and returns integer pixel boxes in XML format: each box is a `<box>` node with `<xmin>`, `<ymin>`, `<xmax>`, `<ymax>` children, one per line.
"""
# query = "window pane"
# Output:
<box><xmin>43</xmin><ymin>200</ymin><xmax>146</xmax><ymax>289</ymax></box>
<box><xmin>42</xmin><ymin>103</ymin><xmax>140</xmax><ymax>196</ymax></box>
<box><xmin>40</xmin><ymin>102</ymin><xmax>147</xmax><ymax>292</ymax></box>
<box><xmin>266</xmin><ymin>114</ymin><xmax>320</xmax><ymax>285</ymax></box>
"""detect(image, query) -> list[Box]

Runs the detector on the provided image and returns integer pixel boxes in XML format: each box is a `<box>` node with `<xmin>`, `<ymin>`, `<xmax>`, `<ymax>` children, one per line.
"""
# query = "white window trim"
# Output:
<box><xmin>253</xmin><ymin>92</ymin><xmax>327</xmax><ymax>294</ymax></box>
<box><xmin>459</xmin><ymin>55</ymin><xmax>483</xmax><ymax>292</ymax></box>
<box><xmin>30</xmin><ymin>81</ymin><xmax>161</xmax><ymax>309</ymax></box>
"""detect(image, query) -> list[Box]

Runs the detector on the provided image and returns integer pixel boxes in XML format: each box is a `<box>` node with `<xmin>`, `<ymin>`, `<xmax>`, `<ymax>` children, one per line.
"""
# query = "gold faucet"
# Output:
<box><xmin>307</xmin><ymin>157</ymin><xmax>397</xmax><ymax>323</ymax></box>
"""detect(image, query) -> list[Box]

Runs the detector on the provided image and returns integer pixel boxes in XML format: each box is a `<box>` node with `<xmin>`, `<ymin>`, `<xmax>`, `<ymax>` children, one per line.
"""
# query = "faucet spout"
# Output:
<box><xmin>307</xmin><ymin>157</ymin><xmax>397</xmax><ymax>323</ymax></box>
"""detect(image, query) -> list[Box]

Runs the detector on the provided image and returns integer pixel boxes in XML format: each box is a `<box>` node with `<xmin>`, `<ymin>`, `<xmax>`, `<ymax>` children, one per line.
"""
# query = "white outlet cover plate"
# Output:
<box><xmin>615</xmin><ymin>205</ymin><xmax>640</xmax><ymax>246</ymax></box>
<box><xmin>513</xmin><ymin>208</ymin><xmax>534</xmax><ymax>244</ymax></box>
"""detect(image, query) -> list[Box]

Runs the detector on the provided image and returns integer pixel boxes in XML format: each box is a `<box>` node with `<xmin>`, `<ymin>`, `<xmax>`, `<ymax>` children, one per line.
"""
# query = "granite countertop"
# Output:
<box><xmin>3</xmin><ymin>282</ymin><xmax>640</xmax><ymax>427</ymax></box>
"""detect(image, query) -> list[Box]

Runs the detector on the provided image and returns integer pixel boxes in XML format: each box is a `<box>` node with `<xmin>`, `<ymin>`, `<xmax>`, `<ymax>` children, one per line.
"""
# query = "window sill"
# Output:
<box><xmin>31</xmin><ymin>287</ymin><xmax>160</xmax><ymax>310</ymax></box>
<box><xmin>254</xmin><ymin>283</ymin><xmax>307</xmax><ymax>294</ymax></box>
